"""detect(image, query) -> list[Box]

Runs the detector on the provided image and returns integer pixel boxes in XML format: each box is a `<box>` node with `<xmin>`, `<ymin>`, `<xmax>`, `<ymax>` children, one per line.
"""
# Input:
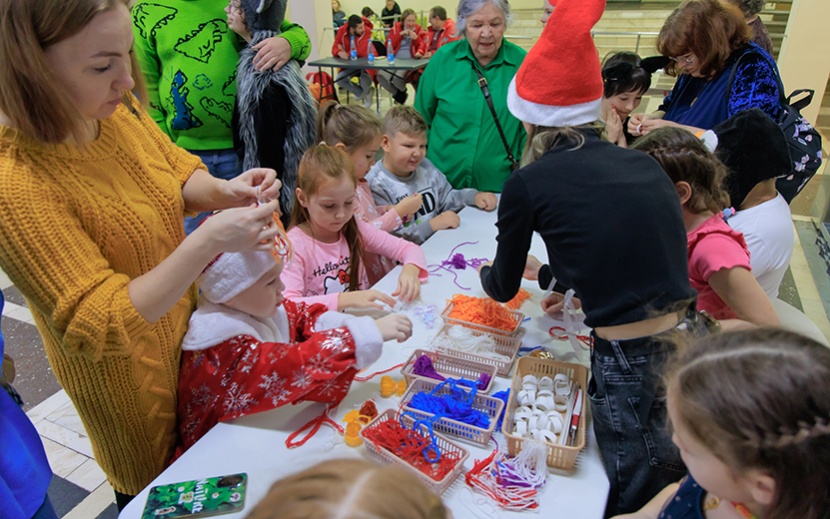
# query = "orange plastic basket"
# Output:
<box><xmin>430</xmin><ymin>323</ymin><xmax>521</xmax><ymax>377</ymax></box>
<box><xmin>359</xmin><ymin>409</ymin><xmax>469</xmax><ymax>494</ymax></box>
<box><xmin>401</xmin><ymin>349</ymin><xmax>498</xmax><ymax>393</ymax></box>
<box><xmin>502</xmin><ymin>357</ymin><xmax>589</xmax><ymax>470</ymax></box>
<box><xmin>441</xmin><ymin>301</ymin><xmax>524</xmax><ymax>337</ymax></box>
<box><xmin>401</xmin><ymin>378</ymin><xmax>504</xmax><ymax>446</ymax></box>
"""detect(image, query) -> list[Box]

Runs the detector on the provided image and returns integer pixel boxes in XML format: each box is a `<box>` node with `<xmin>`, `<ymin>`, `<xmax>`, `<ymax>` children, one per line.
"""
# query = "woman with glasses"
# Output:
<box><xmin>628</xmin><ymin>0</ymin><xmax>781</xmax><ymax>138</ymax></box>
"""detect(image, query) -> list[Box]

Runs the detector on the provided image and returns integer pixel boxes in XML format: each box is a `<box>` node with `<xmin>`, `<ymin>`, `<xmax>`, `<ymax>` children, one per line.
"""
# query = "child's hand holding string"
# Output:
<box><xmin>338</xmin><ymin>290</ymin><xmax>397</xmax><ymax>311</ymax></box>
<box><xmin>394</xmin><ymin>193</ymin><xmax>422</xmax><ymax>220</ymax></box>
<box><xmin>392</xmin><ymin>264</ymin><xmax>421</xmax><ymax>303</ymax></box>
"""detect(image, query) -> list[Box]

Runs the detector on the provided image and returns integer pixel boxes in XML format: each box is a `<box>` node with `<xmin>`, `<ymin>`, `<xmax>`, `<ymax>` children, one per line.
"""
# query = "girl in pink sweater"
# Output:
<box><xmin>316</xmin><ymin>101</ymin><xmax>422</xmax><ymax>283</ymax></box>
<box><xmin>633</xmin><ymin>127</ymin><xmax>778</xmax><ymax>330</ymax></box>
<box><xmin>282</xmin><ymin>145</ymin><xmax>427</xmax><ymax>310</ymax></box>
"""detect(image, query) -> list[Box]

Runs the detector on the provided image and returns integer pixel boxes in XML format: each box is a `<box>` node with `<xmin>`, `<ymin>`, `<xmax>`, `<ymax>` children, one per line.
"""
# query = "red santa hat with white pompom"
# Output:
<box><xmin>507</xmin><ymin>0</ymin><xmax>606</xmax><ymax>127</ymax></box>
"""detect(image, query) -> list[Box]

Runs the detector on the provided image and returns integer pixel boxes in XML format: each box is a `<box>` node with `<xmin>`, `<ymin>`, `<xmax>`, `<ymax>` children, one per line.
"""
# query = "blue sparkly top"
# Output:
<box><xmin>658</xmin><ymin>475</ymin><xmax>707</xmax><ymax>519</ymax></box>
<box><xmin>660</xmin><ymin>43</ymin><xmax>781</xmax><ymax>130</ymax></box>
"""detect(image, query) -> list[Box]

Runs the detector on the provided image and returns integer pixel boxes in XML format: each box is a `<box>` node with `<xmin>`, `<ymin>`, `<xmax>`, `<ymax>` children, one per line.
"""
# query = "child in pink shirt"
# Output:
<box><xmin>633</xmin><ymin>128</ymin><xmax>778</xmax><ymax>328</ymax></box>
<box><xmin>316</xmin><ymin>101</ymin><xmax>422</xmax><ymax>283</ymax></box>
<box><xmin>282</xmin><ymin>144</ymin><xmax>427</xmax><ymax>311</ymax></box>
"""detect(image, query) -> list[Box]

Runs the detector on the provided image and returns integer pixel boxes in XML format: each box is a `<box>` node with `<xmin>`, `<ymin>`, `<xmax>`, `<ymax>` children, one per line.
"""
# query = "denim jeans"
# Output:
<box><xmin>184</xmin><ymin>149</ymin><xmax>242</xmax><ymax>234</ymax></box>
<box><xmin>589</xmin><ymin>315</ymin><xmax>706</xmax><ymax>517</ymax></box>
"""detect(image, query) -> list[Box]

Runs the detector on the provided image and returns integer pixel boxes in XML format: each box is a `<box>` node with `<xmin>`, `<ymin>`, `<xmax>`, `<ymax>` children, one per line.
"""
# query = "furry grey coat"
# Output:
<box><xmin>234</xmin><ymin>30</ymin><xmax>316</xmax><ymax>216</ymax></box>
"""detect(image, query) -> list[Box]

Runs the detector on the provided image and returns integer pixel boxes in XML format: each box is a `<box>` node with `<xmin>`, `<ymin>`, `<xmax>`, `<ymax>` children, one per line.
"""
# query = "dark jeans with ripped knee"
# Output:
<box><xmin>589</xmin><ymin>329</ymin><xmax>692</xmax><ymax>517</ymax></box>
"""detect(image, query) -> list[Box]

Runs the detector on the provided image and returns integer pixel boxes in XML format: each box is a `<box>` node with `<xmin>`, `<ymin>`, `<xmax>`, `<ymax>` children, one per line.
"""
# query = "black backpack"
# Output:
<box><xmin>727</xmin><ymin>50</ymin><xmax>823</xmax><ymax>203</ymax></box>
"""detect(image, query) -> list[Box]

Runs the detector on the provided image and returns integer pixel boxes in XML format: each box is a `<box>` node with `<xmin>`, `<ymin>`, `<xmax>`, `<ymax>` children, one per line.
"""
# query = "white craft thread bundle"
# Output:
<box><xmin>433</xmin><ymin>325</ymin><xmax>511</xmax><ymax>362</ymax></box>
<box><xmin>466</xmin><ymin>440</ymin><xmax>549</xmax><ymax>511</ymax></box>
<box><xmin>512</xmin><ymin>374</ymin><xmax>572</xmax><ymax>443</ymax></box>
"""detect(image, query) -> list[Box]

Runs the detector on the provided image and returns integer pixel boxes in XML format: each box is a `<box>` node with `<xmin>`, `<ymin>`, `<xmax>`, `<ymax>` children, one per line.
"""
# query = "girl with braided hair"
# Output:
<box><xmin>612</xmin><ymin>328</ymin><xmax>830</xmax><ymax>519</ymax></box>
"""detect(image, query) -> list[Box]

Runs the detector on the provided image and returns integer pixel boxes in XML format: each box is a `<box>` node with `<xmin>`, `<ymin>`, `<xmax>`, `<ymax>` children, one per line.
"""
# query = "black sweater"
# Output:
<box><xmin>480</xmin><ymin>131</ymin><xmax>695</xmax><ymax>328</ymax></box>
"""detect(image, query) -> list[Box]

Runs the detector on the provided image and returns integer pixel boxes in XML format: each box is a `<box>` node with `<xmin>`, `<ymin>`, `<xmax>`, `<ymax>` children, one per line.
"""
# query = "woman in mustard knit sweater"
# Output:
<box><xmin>0</xmin><ymin>0</ymin><xmax>283</xmax><ymax>509</ymax></box>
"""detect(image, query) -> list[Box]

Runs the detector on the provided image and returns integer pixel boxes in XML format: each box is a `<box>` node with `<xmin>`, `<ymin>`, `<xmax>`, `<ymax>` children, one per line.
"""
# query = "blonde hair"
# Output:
<box><xmin>247</xmin><ymin>459</ymin><xmax>448</xmax><ymax>519</ymax></box>
<box><xmin>667</xmin><ymin>329</ymin><xmax>830</xmax><ymax>519</ymax></box>
<box><xmin>383</xmin><ymin>105</ymin><xmax>427</xmax><ymax>138</ymax></box>
<box><xmin>290</xmin><ymin>145</ymin><xmax>364</xmax><ymax>291</ymax></box>
<box><xmin>520</xmin><ymin>123</ymin><xmax>603</xmax><ymax>167</ymax></box>
<box><xmin>316</xmin><ymin>100</ymin><xmax>383</xmax><ymax>152</ymax></box>
<box><xmin>0</xmin><ymin>0</ymin><xmax>145</xmax><ymax>143</ymax></box>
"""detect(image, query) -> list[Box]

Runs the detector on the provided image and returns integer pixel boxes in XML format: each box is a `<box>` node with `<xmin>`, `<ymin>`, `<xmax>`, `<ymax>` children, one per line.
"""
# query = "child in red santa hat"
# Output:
<box><xmin>175</xmin><ymin>248</ymin><xmax>411</xmax><ymax>455</ymax></box>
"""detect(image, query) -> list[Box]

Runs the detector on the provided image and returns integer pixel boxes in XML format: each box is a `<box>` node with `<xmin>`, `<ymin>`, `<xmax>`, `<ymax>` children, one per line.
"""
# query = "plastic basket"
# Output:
<box><xmin>359</xmin><ymin>409</ymin><xmax>469</xmax><ymax>494</ymax></box>
<box><xmin>401</xmin><ymin>349</ymin><xmax>498</xmax><ymax>394</ymax></box>
<box><xmin>401</xmin><ymin>378</ymin><xmax>504</xmax><ymax>446</ymax></box>
<box><xmin>502</xmin><ymin>357</ymin><xmax>589</xmax><ymax>470</ymax></box>
<box><xmin>441</xmin><ymin>300</ymin><xmax>524</xmax><ymax>337</ymax></box>
<box><xmin>430</xmin><ymin>323</ymin><xmax>521</xmax><ymax>377</ymax></box>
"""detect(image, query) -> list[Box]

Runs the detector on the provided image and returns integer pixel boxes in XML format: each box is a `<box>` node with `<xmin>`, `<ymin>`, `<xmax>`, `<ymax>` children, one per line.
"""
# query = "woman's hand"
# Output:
<box><xmin>540</xmin><ymin>292</ymin><xmax>582</xmax><ymax>316</ymax></box>
<box><xmin>392</xmin><ymin>264</ymin><xmax>421</xmax><ymax>302</ymax></box>
<box><xmin>523</xmin><ymin>255</ymin><xmax>543</xmax><ymax>281</ymax></box>
<box><xmin>375</xmin><ymin>313</ymin><xmax>413</xmax><ymax>342</ymax></box>
<box><xmin>605</xmin><ymin>107</ymin><xmax>626</xmax><ymax>147</ymax></box>
<box><xmin>628</xmin><ymin>112</ymin><xmax>657</xmax><ymax>136</ymax></box>
<box><xmin>414</xmin><ymin>51</ymin><xmax>424</xmax><ymax>59</ymax></box>
<box><xmin>252</xmin><ymin>36</ymin><xmax>291</xmax><ymax>71</ymax></box>
<box><xmin>474</xmin><ymin>192</ymin><xmax>498</xmax><ymax>211</ymax></box>
<box><xmin>224</xmin><ymin>169</ymin><xmax>280</xmax><ymax>208</ymax></box>
<box><xmin>192</xmin><ymin>201</ymin><xmax>281</xmax><ymax>254</ymax></box>
<box><xmin>638</xmin><ymin>118</ymin><xmax>679</xmax><ymax>136</ymax></box>
<box><xmin>394</xmin><ymin>193</ymin><xmax>423</xmax><ymax>219</ymax></box>
<box><xmin>338</xmin><ymin>289</ymin><xmax>397</xmax><ymax>311</ymax></box>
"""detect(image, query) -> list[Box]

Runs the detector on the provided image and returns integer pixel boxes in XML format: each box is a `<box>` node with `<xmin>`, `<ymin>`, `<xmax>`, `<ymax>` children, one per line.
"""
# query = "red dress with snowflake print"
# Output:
<box><xmin>175</xmin><ymin>300</ymin><xmax>359</xmax><ymax>455</ymax></box>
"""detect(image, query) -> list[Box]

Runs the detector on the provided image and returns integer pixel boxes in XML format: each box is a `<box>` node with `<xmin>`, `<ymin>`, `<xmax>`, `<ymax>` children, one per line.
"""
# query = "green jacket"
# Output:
<box><xmin>131</xmin><ymin>0</ymin><xmax>310</xmax><ymax>151</ymax></box>
<box><xmin>415</xmin><ymin>39</ymin><xmax>526</xmax><ymax>192</ymax></box>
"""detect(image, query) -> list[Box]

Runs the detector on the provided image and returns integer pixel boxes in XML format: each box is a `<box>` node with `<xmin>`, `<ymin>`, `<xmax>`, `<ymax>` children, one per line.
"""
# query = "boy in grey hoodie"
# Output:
<box><xmin>366</xmin><ymin>106</ymin><xmax>497</xmax><ymax>244</ymax></box>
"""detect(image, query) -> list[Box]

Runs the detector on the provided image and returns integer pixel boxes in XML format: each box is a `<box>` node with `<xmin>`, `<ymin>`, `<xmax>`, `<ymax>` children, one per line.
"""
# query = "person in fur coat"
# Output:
<box><xmin>230</xmin><ymin>0</ymin><xmax>317</xmax><ymax>220</ymax></box>
<box><xmin>175</xmin><ymin>249</ymin><xmax>412</xmax><ymax>455</ymax></box>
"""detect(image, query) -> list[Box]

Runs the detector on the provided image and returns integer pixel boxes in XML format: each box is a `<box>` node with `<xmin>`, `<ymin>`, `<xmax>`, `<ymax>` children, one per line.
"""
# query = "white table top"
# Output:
<box><xmin>120</xmin><ymin>204</ymin><xmax>609</xmax><ymax>518</ymax></box>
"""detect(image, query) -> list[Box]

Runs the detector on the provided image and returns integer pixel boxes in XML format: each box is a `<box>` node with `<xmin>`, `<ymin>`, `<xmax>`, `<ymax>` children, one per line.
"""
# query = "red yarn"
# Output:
<box><xmin>359</xmin><ymin>400</ymin><xmax>379</xmax><ymax>421</ymax></box>
<box><xmin>354</xmin><ymin>362</ymin><xmax>405</xmax><ymax>382</ymax></box>
<box><xmin>285</xmin><ymin>405</ymin><xmax>344</xmax><ymax>448</ymax></box>
<box><xmin>548</xmin><ymin>326</ymin><xmax>592</xmax><ymax>348</ymax></box>
<box><xmin>362</xmin><ymin>419</ymin><xmax>460</xmax><ymax>482</ymax></box>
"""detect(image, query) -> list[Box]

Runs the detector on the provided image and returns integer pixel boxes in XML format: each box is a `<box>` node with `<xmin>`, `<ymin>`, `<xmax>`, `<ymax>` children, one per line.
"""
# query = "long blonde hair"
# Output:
<box><xmin>290</xmin><ymin>145</ymin><xmax>364</xmax><ymax>291</ymax></box>
<box><xmin>667</xmin><ymin>329</ymin><xmax>830</xmax><ymax>519</ymax></box>
<box><xmin>0</xmin><ymin>0</ymin><xmax>145</xmax><ymax>143</ymax></box>
<box><xmin>316</xmin><ymin>100</ymin><xmax>382</xmax><ymax>152</ymax></box>
<box><xmin>247</xmin><ymin>459</ymin><xmax>447</xmax><ymax>519</ymax></box>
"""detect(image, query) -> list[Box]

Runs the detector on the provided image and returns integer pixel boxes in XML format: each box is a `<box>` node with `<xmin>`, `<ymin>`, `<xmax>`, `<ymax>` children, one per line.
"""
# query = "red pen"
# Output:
<box><xmin>568</xmin><ymin>388</ymin><xmax>583</xmax><ymax>445</ymax></box>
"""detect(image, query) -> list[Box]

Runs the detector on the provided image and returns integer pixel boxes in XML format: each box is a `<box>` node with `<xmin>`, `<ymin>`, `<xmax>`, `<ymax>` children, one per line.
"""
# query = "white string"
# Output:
<box><xmin>512</xmin><ymin>439</ymin><xmax>549</xmax><ymax>488</ymax></box>
<box><xmin>459</xmin><ymin>486</ymin><xmax>500</xmax><ymax>519</ymax></box>
<box><xmin>432</xmin><ymin>326</ymin><xmax>511</xmax><ymax>362</ymax></box>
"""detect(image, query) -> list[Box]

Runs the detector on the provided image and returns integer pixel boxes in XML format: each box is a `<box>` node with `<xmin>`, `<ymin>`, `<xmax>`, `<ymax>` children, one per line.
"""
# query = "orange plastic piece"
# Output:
<box><xmin>380</xmin><ymin>376</ymin><xmax>398</xmax><ymax>397</ymax></box>
<box><xmin>447</xmin><ymin>294</ymin><xmax>517</xmax><ymax>331</ymax></box>
<box><xmin>344</xmin><ymin>421</ymin><xmax>363</xmax><ymax>447</ymax></box>
<box><xmin>343</xmin><ymin>409</ymin><xmax>361</xmax><ymax>423</ymax></box>
<box><xmin>359</xmin><ymin>400</ymin><xmax>378</xmax><ymax>420</ymax></box>
<box><xmin>396</xmin><ymin>380</ymin><xmax>407</xmax><ymax>396</ymax></box>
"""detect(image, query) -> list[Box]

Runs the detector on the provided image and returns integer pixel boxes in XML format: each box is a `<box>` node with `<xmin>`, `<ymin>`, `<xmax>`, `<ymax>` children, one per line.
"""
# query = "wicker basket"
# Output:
<box><xmin>401</xmin><ymin>378</ymin><xmax>504</xmax><ymax>446</ymax></box>
<box><xmin>502</xmin><ymin>357</ymin><xmax>589</xmax><ymax>470</ymax></box>
<box><xmin>441</xmin><ymin>301</ymin><xmax>524</xmax><ymax>337</ymax></box>
<box><xmin>430</xmin><ymin>323</ymin><xmax>521</xmax><ymax>377</ymax></box>
<box><xmin>359</xmin><ymin>409</ymin><xmax>469</xmax><ymax>494</ymax></box>
<box><xmin>401</xmin><ymin>349</ymin><xmax>498</xmax><ymax>394</ymax></box>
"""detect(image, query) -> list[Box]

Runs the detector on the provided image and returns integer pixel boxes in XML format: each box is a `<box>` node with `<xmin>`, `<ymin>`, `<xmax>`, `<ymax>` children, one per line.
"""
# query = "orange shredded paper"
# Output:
<box><xmin>504</xmin><ymin>288</ymin><xmax>531</xmax><ymax>310</ymax></box>
<box><xmin>447</xmin><ymin>294</ymin><xmax>518</xmax><ymax>332</ymax></box>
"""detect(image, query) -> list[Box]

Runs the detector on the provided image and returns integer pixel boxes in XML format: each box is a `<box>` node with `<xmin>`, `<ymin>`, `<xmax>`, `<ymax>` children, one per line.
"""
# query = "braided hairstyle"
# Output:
<box><xmin>666</xmin><ymin>328</ymin><xmax>830</xmax><ymax>519</ymax></box>
<box><xmin>632</xmin><ymin>126</ymin><xmax>730</xmax><ymax>214</ymax></box>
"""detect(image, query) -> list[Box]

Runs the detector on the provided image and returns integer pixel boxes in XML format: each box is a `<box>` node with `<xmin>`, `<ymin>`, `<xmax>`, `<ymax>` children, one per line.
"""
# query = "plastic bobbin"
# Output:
<box><xmin>344</xmin><ymin>421</ymin><xmax>363</xmax><ymax>447</ymax></box>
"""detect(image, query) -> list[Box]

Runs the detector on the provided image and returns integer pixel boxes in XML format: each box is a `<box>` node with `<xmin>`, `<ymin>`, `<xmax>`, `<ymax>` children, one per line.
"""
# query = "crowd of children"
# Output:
<box><xmin>1</xmin><ymin>0</ymin><xmax>823</xmax><ymax>517</ymax></box>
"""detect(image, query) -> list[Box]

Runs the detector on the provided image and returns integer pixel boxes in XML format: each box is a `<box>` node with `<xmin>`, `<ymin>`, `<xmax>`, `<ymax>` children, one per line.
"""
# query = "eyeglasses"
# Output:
<box><xmin>670</xmin><ymin>53</ymin><xmax>695</xmax><ymax>65</ymax></box>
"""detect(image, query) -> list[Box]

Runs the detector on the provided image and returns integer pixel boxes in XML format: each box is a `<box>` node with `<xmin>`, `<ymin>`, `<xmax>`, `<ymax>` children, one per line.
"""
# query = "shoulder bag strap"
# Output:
<box><xmin>473</xmin><ymin>65</ymin><xmax>518</xmax><ymax>168</ymax></box>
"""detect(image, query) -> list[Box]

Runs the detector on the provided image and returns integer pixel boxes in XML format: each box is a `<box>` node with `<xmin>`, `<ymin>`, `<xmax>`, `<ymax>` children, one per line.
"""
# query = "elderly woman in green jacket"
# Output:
<box><xmin>414</xmin><ymin>0</ymin><xmax>526</xmax><ymax>192</ymax></box>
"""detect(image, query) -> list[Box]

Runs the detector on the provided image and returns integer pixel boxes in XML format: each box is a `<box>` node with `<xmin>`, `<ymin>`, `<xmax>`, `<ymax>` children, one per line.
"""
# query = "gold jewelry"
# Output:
<box><xmin>703</xmin><ymin>494</ymin><xmax>721</xmax><ymax>511</ymax></box>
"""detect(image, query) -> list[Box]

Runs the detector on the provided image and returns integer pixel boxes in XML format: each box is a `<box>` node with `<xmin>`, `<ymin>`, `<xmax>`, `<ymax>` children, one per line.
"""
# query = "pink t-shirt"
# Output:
<box><xmin>687</xmin><ymin>214</ymin><xmax>751</xmax><ymax>320</ymax></box>
<box><xmin>283</xmin><ymin>218</ymin><xmax>428</xmax><ymax>310</ymax></box>
<box><xmin>354</xmin><ymin>180</ymin><xmax>402</xmax><ymax>284</ymax></box>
